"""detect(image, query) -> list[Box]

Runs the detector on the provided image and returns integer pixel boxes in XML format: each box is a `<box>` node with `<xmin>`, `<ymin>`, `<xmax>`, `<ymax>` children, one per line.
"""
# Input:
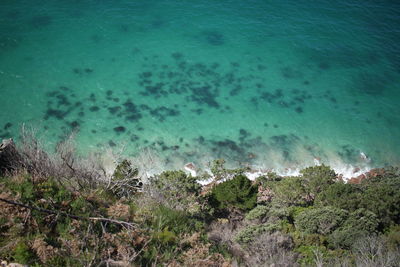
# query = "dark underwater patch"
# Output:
<box><xmin>29</xmin><ymin>15</ymin><xmax>52</xmax><ymax>28</ymax></box>
<box><xmin>130</xmin><ymin>134</ymin><xmax>139</xmax><ymax>142</ymax></box>
<box><xmin>0</xmin><ymin>36</ymin><xmax>20</xmax><ymax>51</ymax></box>
<box><xmin>338</xmin><ymin>145</ymin><xmax>360</xmax><ymax>162</ymax></box>
<box><xmin>201</xmin><ymin>30</ymin><xmax>225</xmax><ymax>46</ymax></box>
<box><xmin>171</xmin><ymin>52</ymin><xmax>183</xmax><ymax>61</ymax></box>
<box><xmin>318</xmin><ymin>62</ymin><xmax>330</xmax><ymax>70</ymax></box>
<box><xmin>89</xmin><ymin>106</ymin><xmax>100</xmax><ymax>112</ymax></box>
<box><xmin>149</xmin><ymin>106</ymin><xmax>180</xmax><ymax>122</ymax></box>
<box><xmin>150</xmin><ymin>18</ymin><xmax>166</xmax><ymax>29</ymax></box>
<box><xmin>123</xmin><ymin>100</ymin><xmax>142</xmax><ymax>122</ymax></box>
<box><xmin>3</xmin><ymin>122</ymin><xmax>12</xmax><ymax>130</ymax></box>
<box><xmin>229</xmin><ymin>85</ymin><xmax>242</xmax><ymax>96</ymax></box>
<box><xmin>70</xmin><ymin>121</ymin><xmax>80</xmax><ymax>129</ymax></box>
<box><xmin>108</xmin><ymin>106</ymin><xmax>121</xmax><ymax>115</ymax></box>
<box><xmin>353</xmin><ymin>72</ymin><xmax>389</xmax><ymax>96</ymax></box>
<box><xmin>108</xmin><ymin>140</ymin><xmax>116</xmax><ymax>147</ymax></box>
<box><xmin>295</xmin><ymin>107</ymin><xmax>303</xmax><ymax>113</ymax></box>
<box><xmin>269</xmin><ymin>134</ymin><xmax>301</xmax><ymax>160</ymax></box>
<box><xmin>140</xmin><ymin>82</ymin><xmax>168</xmax><ymax>98</ymax></box>
<box><xmin>113</xmin><ymin>126</ymin><xmax>126</xmax><ymax>133</ymax></box>
<box><xmin>188</xmin><ymin>85</ymin><xmax>220</xmax><ymax>108</ymax></box>
<box><xmin>44</xmin><ymin>108</ymin><xmax>68</xmax><ymax>120</ymax></box>
<box><xmin>213</xmin><ymin>139</ymin><xmax>244</xmax><ymax>154</ymax></box>
<box><xmin>281</xmin><ymin>66</ymin><xmax>302</xmax><ymax>79</ymax></box>
<box><xmin>260</xmin><ymin>89</ymin><xmax>283</xmax><ymax>103</ymax></box>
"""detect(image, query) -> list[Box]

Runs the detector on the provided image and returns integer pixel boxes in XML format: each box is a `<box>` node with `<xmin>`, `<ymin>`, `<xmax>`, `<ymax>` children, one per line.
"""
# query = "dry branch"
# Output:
<box><xmin>0</xmin><ymin>197</ymin><xmax>138</xmax><ymax>229</ymax></box>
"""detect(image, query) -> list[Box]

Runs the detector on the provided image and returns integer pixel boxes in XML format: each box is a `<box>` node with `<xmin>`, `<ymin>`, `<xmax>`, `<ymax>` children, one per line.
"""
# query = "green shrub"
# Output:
<box><xmin>385</xmin><ymin>225</ymin><xmax>400</xmax><ymax>250</ymax></box>
<box><xmin>210</xmin><ymin>174</ymin><xmax>257</xmax><ymax>211</ymax></box>
<box><xmin>152</xmin><ymin>205</ymin><xmax>202</xmax><ymax>235</ymax></box>
<box><xmin>328</xmin><ymin>209</ymin><xmax>379</xmax><ymax>249</ymax></box>
<box><xmin>300</xmin><ymin>165</ymin><xmax>337</xmax><ymax>197</ymax></box>
<box><xmin>315</xmin><ymin>182</ymin><xmax>362</xmax><ymax>211</ymax></box>
<box><xmin>271</xmin><ymin>177</ymin><xmax>309</xmax><ymax>206</ymax></box>
<box><xmin>359</xmin><ymin>178</ymin><xmax>400</xmax><ymax>230</ymax></box>
<box><xmin>295</xmin><ymin>206</ymin><xmax>348</xmax><ymax>235</ymax></box>
<box><xmin>210</xmin><ymin>159</ymin><xmax>247</xmax><ymax>181</ymax></box>
<box><xmin>246</xmin><ymin>205</ymin><xmax>270</xmax><ymax>221</ymax></box>
<box><xmin>150</xmin><ymin>170</ymin><xmax>202</xmax><ymax>211</ymax></box>
<box><xmin>12</xmin><ymin>241</ymin><xmax>35</xmax><ymax>264</ymax></box>
<box><xmin>345</xmin><ymin>208</ymin><xmax>379</xmax><ymax>233</ymax></box>
<box><xmin>110</xmin><ymin>159</ymin><xmax>142</xmax><ymax>198</ymax></box>
<box><xmin>235</xmin><ymin>223</ymin><xmax>282</xmax><ymax>244</ymax></box>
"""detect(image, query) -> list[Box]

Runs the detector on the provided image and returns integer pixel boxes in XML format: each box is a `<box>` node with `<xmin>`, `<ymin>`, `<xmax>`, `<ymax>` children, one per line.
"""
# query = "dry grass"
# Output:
<box><xmin>4</xmin><ymin>125</ymin><xmax>145</xmax><ymax>194</ymax></box>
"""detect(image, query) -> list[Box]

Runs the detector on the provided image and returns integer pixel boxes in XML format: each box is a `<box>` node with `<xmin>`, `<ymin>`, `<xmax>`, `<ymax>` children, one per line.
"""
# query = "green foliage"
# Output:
<box><xmin>255</xmin><ymin>172</ymin><xmax>282</xmax><ymax>186</ymax></box>
<box><xmin>268</xmin><ymin>166</ymin><xmax>337</xmax><ymax>208</ymax></box>
<box><xmin>210</xmin><ymin>175</ymin><xmax>257</xmax><ymax>211</ymax></box>
<box><xmin>150</xmin><ymin>170</ymin><xmax>202</xmax><ymax>211</ymax></box>
<box><xmin>315</xmin><ymin>182</ymin><xmax>362</xmax><ymax>211</ymax></box>
<box><xmin>8</xmin><ymin>176</ymin><xmax>35</xmax><ymax>202</ymax></box>
<box><xmin>300</xmin><ymin>165</ymin><xmax>337</xmax><ymax>196</ymax></box>
<box><xmin>344</xmin><ymin>208</ymin><xmax>379</xmax><ymax>233</ymax></box>
<box><xmin>246</xmin><ymin>205</ymin><xmax>270</xmax><ymax>221</ymax></box>
<box><xmin>385</xmin><ymin>225</ymin><xmax>400</xmax><ymax>250</ymax></box>
<box><xmin>359</xmin><ymin>177</ymin><xmax>400</xmax><ymax>230</ymax></box>
<box><xmin>317</xmin><ymin>168</ymin><xmax>400</xmax><ymax>231</ymax></box>
<box><xmin>152</xmin><ymin>205</ymin><xmax>202</xmax><ymax>235</ymax></box>
<box><xmin>13</xmin><ymin>241</ymin><xmax>35</xmax><ymax>264</ymax></box>
<box><xmin>271</xmin><ymin>176</ymin><xmax>309</xmax><ymax>206</ymax></box>
<box><xmin>235</xmin><ymin>223</ymin><xmax>282</xmax><ymax>244</ymax></box>
<box><xmin>295</xmin><ymin>206</ymin><xmax>348</xmax><ymax>235</ymax></box>
<box><xmin>328</xmin><ymin>209</ymin><xmax>379</xmax><ymax>249</ymax></box>
<box><xmin>2</xmin><ymin>157</ymin><xmax>400</xmax><ymax>267</ymax></box>
<box><xmin>154</xmin><ymin>227</ymin><xmax>177</xmax><ymax>245</ymax></box>
<box><xmin>113</xmin><ymin>159</ymin><xmax>139</xmax><ymax>180</ymax></box>
<box><xmin>110</xmin><ymin>159</ymin><xmax>142</xmax><ymax>198</ymax></box>
<box><xmin>267</xmin><ymin>206</ymin><xmax>291</xmax><ymax>219</ymax></box>
<box><xmin>210</xmin><ymin>159</ymin><xmax>248</xmax><ymax>181</ymax></box>
<box><xmin>211</xmin><ymin>159</ymin><xmax>228</xmax><ymax>181</ymax></box>
<box><xmin>295</xmin><ymin>245</ymin><xmax>329</xmax><ymax>266</ymax></box>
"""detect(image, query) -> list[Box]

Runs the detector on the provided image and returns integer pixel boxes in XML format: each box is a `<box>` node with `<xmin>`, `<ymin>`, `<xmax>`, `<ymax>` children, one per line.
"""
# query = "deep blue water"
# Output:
<box><xmin>1</xmin><ymin>0</ymin><xmax>399</xmax><ymax>174</ymax></box>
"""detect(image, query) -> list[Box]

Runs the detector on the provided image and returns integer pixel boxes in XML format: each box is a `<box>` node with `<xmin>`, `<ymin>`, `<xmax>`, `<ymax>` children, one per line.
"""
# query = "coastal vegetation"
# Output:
<box><xmin>0</xmin><ymin>134</ymin><xmax>399</xmax><ymax>266</ymax></box>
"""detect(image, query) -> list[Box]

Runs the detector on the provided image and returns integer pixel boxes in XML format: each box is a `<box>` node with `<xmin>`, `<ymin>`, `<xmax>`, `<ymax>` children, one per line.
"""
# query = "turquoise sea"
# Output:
<box><xmin>1</xmin><ymin>0</ymin><xmax>400</xmax><ymax>174</ymax></box>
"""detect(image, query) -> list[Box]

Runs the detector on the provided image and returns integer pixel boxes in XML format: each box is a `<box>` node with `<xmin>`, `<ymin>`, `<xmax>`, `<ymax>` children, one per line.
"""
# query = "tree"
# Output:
<box><xmin>294</xmin><ymin>206</ymin><xmax>348</xmax><ymax>235</ymax></box>
<box><xmin>271</xmin><ymin>177</ymin><xmax>310</xmax><ymax>206</ymax></box>
<box><xmin>210</xmin><ymin>174</ymin><xmax>257</xmax><ymax>211</ymax></box>
<box><xmin>300</xmin><ymin>165</ymin><xmax>337</xmax><ymax>201</ymax></box>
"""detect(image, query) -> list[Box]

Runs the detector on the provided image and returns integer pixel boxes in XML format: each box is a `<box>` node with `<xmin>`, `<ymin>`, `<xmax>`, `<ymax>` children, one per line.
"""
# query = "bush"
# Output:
<box><xmin>271</xmin><ymin>177</ymin><xmax>309</xmax><ymax>206</ymax></box>
<box><xmin>108</xmin><ymin>159</ymin><xmax>142</xmax><ymax>198</ymax></box>
<box><xmin>149</xmin><ymin>170</ymin><xmax>202</xmax><ymax>211</ymax></box>
<box><xmin>210</xmin><ymin>175</ymin><xmax>257</xmax><ymax>212</ymax></box>
<box><xmin>246</xmin><ymin>205</ymin><xmax>270</xmax><ymax>221</ymax></box>
<box><xmin>300</xmin><ymin>165</ymin><xmax>337</xmax><ymax>198</ymax></box>
<box><xmin>294</xmin><ymin>206</ymin><xmax>348</xmax><ymax>235</ymax></box>
<box><xmin>210</xmin><ymin>158</ymin><xmax>247</xmax><ymax>181</ymax></box>
<box><xmin>151</xmin><ymin>205</ymin><xmax>202</xmax><ymax>235</ymax></box>
<box><xmin>235</xmin><ymin>223</ymin><xmax>282</xmax><ymax>244</ymax></box>
<box><xmin>12</xmin><ymin>241</ymin><xmax>36</xmax><ymax>264</ymax></box>
<box><xmin>328</xmin><ymin>209</ymin><xmax>379</xmax><ymax>249</ymax></box>
<box><xmin>359</xmin><ymin>177</ymin><xmax>400</xmax><ymax>230</ymax></box>
<box><xmin>315</xmin><ymin>182</ymin><xmax>363</xmax><ymax>211</ymax></box>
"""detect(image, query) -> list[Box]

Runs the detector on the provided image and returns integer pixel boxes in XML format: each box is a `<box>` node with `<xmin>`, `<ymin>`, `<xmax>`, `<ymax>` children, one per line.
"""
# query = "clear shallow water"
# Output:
<box><xmin>1</xmin><ymin>0</ymin><xmax>400</xmax><ymax>173</ymax></box>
